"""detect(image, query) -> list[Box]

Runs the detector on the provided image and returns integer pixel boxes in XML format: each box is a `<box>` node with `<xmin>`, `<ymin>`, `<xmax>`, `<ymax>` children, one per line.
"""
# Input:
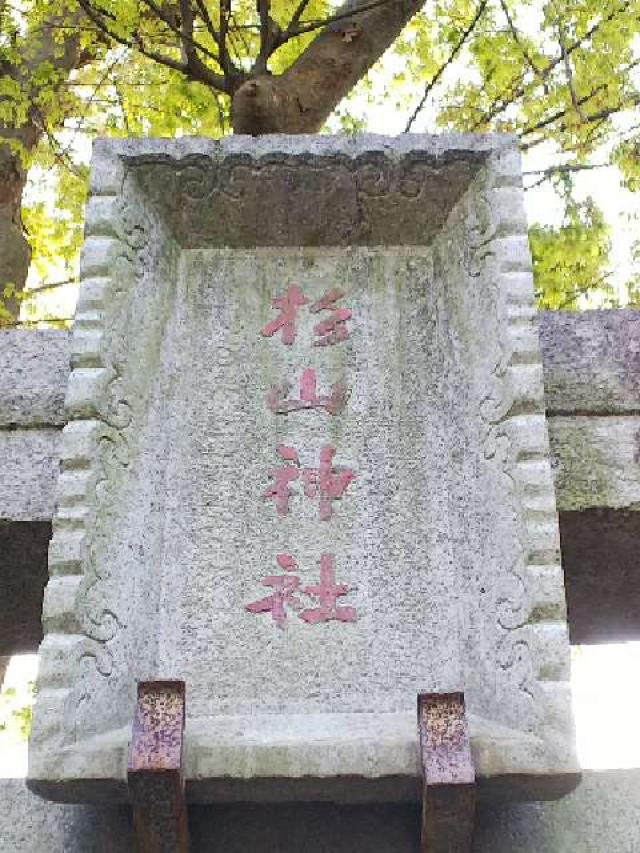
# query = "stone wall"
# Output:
<box><xmin>1</xmin><ymin>314</ymin><xmax>639</xmax><ymax>850</ymax></box>
<box><xmin>538</xmin><ymin>311</ymin><xmax>640</xmax><ymax>644</ymax></box>
<box><xmin>0</xmin><ymin>330</ymin><xmax>68</xmax><ymax>659</ymax></box>
<box><xmin>2</xmin><ymin>312</ymin><xmax>639</xmax><ymax>658</ymax></box>
<box><xmin>0</xmin><ymin>771</ymin><xmax>638</xmax><ymax>852</ymax></box>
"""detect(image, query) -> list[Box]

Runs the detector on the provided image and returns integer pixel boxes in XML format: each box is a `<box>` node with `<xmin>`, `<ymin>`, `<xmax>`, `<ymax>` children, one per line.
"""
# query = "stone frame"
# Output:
<box><xmin>28</xmin><ymin>135</ymin><xmax>578</xmax><ymax>804</ymax></box>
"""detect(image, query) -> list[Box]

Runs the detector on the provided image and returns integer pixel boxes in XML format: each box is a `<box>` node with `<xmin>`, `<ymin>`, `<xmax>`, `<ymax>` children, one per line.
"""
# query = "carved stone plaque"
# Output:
<box><xmin>28</xmin><ymin>135</ymin><xmax>578</xmax><ymax>803</ymax></box>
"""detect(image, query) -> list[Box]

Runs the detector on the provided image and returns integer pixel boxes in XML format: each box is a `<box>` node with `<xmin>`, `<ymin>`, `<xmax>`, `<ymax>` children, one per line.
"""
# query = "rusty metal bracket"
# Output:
<box><xmin>127</xmin><ymin>680</ymin><xmax>190</xmax><ymax>853</ymax></box>
<box><xmin>418</xmin><ymin>691</ymin><xmax>476</xmax><ymax>853</ymax></box>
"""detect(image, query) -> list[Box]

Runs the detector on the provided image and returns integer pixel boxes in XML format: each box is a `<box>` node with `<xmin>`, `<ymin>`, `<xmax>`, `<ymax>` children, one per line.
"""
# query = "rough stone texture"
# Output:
<box><xmin>1</xmin><ymin>771</ymin><xmax>640</xmax><ymax>851</ymax></box>
<box><xmin>0</xmin><ymin>331</ymin><xmax>67</xmax><ymax>660</ymax></box>
<box><xmin>2</xmin><ymin>338</ymin><xmax>637</xmax><ymax>657</ymax></box>
<box><xmin>0</xmin><ymin>779</ymin><xmax>134</xmax><ymax>852</ymax></box>
<box><xmin>539</xmin><ymin>309</ymin><xmax>640</xmax><ymax>416</ymax></box>
<box><xmin>27</xmin><ymin>135</ymin><xmax>576</xmax><ymax>802</ymax></box>
<box><xmin>0</xmin><ymin>329</ymin><xmax>69</xmax><ymax>427</ymax></box>
<box><xmin>473</xmin><ymin>770</ymin><xmax>640</xmax><ymax>853</ymax></box>
<box><xmin>0</xmin><ymin>522</ymin><xmax>50</xmax><ymax>655</ymax></box>
<box><xmin>4</xmin><ymin>318</ymin><xmax>640</xmax><ymax>517</ymax></box>
<box><xmin>538</xmin><ymin>310</ymin><xmax>640</xmax><ymax>644</ymax></box>
<box><xmin>3</xmin><ymin>309</ymin><xmax>640</xmax><ymax>421</ymax></box>
<box><xmin>0</xmin><ymin>430</ymin><xmax>61</xmax><ymax>521</ymax></box>
<box><xmin>1</xmin><ymin>249</ymin><xmax>639</xmax><ymax>669</ymax></box>
<box><xmin>550</xmin><ymin>416</ymin><xmax>640</xmax><ymax>511</ymax></box>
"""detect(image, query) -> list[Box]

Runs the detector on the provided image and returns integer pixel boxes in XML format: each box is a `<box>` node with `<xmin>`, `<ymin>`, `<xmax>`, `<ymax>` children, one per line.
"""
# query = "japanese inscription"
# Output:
<box><xmin>245</xmin><ymin>553</ymin><xmax>357</xmax><ymax>629</ymax></box>
<box><xmin>247</xmin><ymin>282</ymin><xmax>358</xmax><ymax>627</ymax></box>
<box><xmin>267</xmin><ymin>368</ymin><xmax>347</xmax><ymax>416</ymax></box>
<box><xmin>264</xmin><ymin>444</ymin><xmax>355</xmax><ymax>520</ymax></box>
<box><xmin>260</xmin><ymin>285</ymin><xmax>352</xmax><ymax>346</ymax></box>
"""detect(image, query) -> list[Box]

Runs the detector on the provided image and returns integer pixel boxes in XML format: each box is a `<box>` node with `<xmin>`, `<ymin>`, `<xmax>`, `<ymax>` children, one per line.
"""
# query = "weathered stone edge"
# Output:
<box><xmin>28</xmin><ymin>143</ymin><xmax>125</xmax><ymax>784</ymax></box>
<box><xmin>29</xmin><ymin>139</ymin><xmax>578</xmax><ymax>790</ymax></box>
<box><xmin>4</xmin><ymin>310</ymin><xmax>640</xmax><ymax>428</ymax></box>
<box><xmin>0</xmin><ymin>329</ymin><xmax>70</xmax><ymax>428</ymax></box>
<box><xmin>539</xmin><ymin>309</ymin><xmax>640</xmax><ymax>416</ymax></box>
<box><xmin>91</xmin><ymin>132</ymin><xmax>515</xmax><ymax>173</ymax></box>
<box><xmin>483</xmin><ymin>146</ymin><xmax>576</xmax><ymax>773</ymax></box>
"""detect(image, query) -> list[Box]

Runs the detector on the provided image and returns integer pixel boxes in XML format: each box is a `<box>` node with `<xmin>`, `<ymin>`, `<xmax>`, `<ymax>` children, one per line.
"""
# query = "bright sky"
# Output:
<box><xmin>350</xmin><ymin>31</ymin><xmax>640</xmax><ymax>307</ymax></box>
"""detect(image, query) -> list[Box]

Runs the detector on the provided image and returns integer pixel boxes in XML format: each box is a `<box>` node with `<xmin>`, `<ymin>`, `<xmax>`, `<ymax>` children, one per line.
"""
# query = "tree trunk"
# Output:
<box><xmin>231</xmin><ymin>0</ymin><xmax>425</xmax><ymax>135</ymax></box>
<box><xmin>0</xmin><ymin>655</ymin><xmax>10</xmax><ymax>689</ymax></box>
<box><xmin>0</xmin><ymin>145</ymin><xmax>31</xmax><ymax>324</ymax></box>
<box><xmin>0</xmin><ymin>12</ymin><xmax>93</xmax><ymax>325</ymax></box>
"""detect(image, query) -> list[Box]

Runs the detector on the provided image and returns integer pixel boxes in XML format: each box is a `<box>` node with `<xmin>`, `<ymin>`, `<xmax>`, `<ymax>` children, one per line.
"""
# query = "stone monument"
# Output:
<box><xmin>27</xmin><ymin>135</ymin><xmax>577</xmax><ymax>807</ymax></box>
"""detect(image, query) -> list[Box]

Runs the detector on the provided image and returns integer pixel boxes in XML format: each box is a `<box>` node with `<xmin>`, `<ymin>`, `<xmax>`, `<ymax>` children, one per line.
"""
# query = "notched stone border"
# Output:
<box><xmin>28</xmin><ymin>142</ymin><xmax>126</xmax><ymax>792</ymax></box>
<box><xmin>28</xmin><ymin>135</ymin><xmax>578</xmax><ymax>801</ymax></box>
<box><xmin>479</xmin><ymin>143</ymin><xmax>576</xmax><ymax>776</ymax></box>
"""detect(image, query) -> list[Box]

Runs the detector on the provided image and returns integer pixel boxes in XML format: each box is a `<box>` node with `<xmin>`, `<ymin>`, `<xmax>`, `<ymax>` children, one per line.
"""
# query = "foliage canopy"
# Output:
<box><xmin>2</xmin><ymin>0</ymin><xmax>640</xmax><ymax>321</ymax></box>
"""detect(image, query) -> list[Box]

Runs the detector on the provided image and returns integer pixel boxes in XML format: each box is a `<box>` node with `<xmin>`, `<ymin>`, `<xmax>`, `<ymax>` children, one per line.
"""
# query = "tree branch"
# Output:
<box><xmin>258</xmin><ymin>0</ymin><xmax>270</xmax><ymax>45</ymax></box>
<box><xmin>219</xmin><ymin>0</ymin><xmax>231</xmax><ymax>78</ymax></box>
<box><xmin>256</xmin><ymin>0</ymin><xmax>273</xmax><ymax>72</ymax></box>
<box><xmin>498</xmin><ymin>0</ymin><xmax>540</xmax><ymax>81</ymax></box>
<box><xmin>229</xmin><ymin>11</ymin><xmax>251</xmax><ymax>62</ymax></box>
<box><xmin>139</xmin><ymin>0</ymin><xmax>221</xmax><ymax>66</ymax></box>
<box><xmin>404</xmin><ymin>0</ymin><xmax>489</xmax><ymax>132</ymax></box>
<box><xmin>193</xmin><ymin>0</ymin><xmax>221</xmax><ymax>47</ymax></box>
<box><xmin>285</xmin><ymin>0</ymin><xmax>402</xmax><ymax>38</ymax></box>
<box><xmin>519</xmin><ymin>57</ymin><xmax>640</xmax><ymax>149</ymax></box>
<box><xmin>556</xmin><ymin>272</ymin><xmax>614</xmax><ymax>310</ymax></box>
<box><xmin>473</xmin><ymin>0</ymin><xmax>632</xmax><ymax>130</ymax></box>
<box><xmin>559</xmin><ymin>28</ymin><xmax>586</xmax><ymax>122</ymax></box>
<box><xmin>180</xmin><ymin>0</ymin><xmax>196</xmax><ymax>65</ymax></box>
<box><xmin>523</xmin><ymin>161</ymin><xmax>611</xmax><ymax>189</ymax></box>
<box><xmin>78</xmin><ymin>0</ymin><xmax>229</xmax><ymax>91</ymax></box>
<box><xmin>524</xmin><ymin>162</ymin><xmax>610</xmax><ymax>177</ymax></box>
<box><xmin>232</xmin><ymin>0</ymin><xmax>425</xmax><ymax>134</ymax></box>
<box><xmin>287</xmin><ymin>0</ymin><xmax>312</xmax><ymax>34</ymax></box>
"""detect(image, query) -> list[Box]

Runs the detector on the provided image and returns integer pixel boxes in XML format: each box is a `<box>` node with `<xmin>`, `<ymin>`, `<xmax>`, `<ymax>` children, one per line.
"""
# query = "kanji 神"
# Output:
<box><xmin>264</xmin><ymin>445</ymin><xmax>299</xmax><ymax>515</ymax></box>
<box><xmin>245</xmin><ymin>553</ymin><xmax>303</xmax><ymax>629</ymax></box>
<box><xmin>266</xmin><ymin>368</ymin><xmax>347</xmax><ymax>416</ymax></box>
<box><xmin>264</xmin><ymin>445</ymin><xmax>355</xmax><ymax>520</ymax></box>
<box><xmin>310</xmin><ymin>289</ymin><xmax>352</xmax><ymax>347</ymax></box>
<box><xmin>261</xmin><ymin>284</ymin><xmax>308</xmax><ymax>345</ymax></box>
<box><xmin>300</xmin><ymin>553</ymin><xmax>357</xmax><ymax>624</ymax></box>
<box><xmin>303</xmin><ymin>445</ymin><xmax>355</xmax><ymax>521</ymax></box>
<box><xmin>261</xmin><ymin>285</ymin><xmax>352</xmax><ymax>347</ymax></box>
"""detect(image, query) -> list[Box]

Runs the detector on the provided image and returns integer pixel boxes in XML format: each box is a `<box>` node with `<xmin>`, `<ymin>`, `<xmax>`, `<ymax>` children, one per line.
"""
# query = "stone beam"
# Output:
<box><xmin>538</xmin><ymin>310</ymin><xmax>640</xmax><ymax>643</ymax></box>
<box><xmin>0</xmin><ymin>312</ymin><xmax>639</xmax><ymax>655</ymax></box>
<box><xmin>0</xmin><ymin>330</ymin><xmax>69</xmax><ymax>429</ymax></box>
<box><xmin>1</xmin><ymin>771</ymin><xmax>640</xmax><ymax>852</ymax></box>
<box><xmin>0</xmin><ymin>330</ymin><xmax>69</xmax><ymax>658</ymax></box>
<box><xmin>3</xmin><ymin>313</ymin><xmax>639</xmax><ymax>513</ymax></box>
<box><xmin>539</xmin><ymin>309</ymin><xmax>640</xmax><ymax>417</ymax></box>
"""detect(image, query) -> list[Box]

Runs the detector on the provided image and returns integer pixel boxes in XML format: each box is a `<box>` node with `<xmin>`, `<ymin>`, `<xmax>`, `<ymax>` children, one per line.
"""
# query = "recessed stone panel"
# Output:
<box><xmin>28</xmin><ymin>135</ymin><xmax>577</xmax><ymax>803</ymax></box>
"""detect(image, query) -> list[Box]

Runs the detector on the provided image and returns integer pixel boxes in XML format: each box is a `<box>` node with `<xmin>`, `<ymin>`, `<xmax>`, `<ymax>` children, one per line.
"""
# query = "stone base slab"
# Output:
<box><xmin>3</xmin><ymin>771</ymin><xmax>639</xmax><ymax>852</ymax></box>
<box><xmin>28</xmin><ymin>711</ymin><xmax>578</xmax><ymax>805</ymax></box>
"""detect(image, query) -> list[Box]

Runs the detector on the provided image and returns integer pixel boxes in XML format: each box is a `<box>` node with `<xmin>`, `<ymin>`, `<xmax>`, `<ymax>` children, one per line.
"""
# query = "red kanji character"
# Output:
<box><xmin>245</xmin><ymin>554</ymin><xmax>303</xmax><ymax>629</ymax></box>
<box><xmin>266</xmin><ymin>368</ymin><xmax>347</xmax><ymax>416</ymax></box>
<box><xmin>300</xmin><ymin>553</ymin><xmax>357</xmax><ymax>624</ymax></box>
<box><xmin>261</xmin><ymin>285</ymin><xmax>308</xmax><ymax>346</ymax></box>
<box><xmin>303</xmin><ymin>446</ymin><xmax>355</xmax><ymax>521</ymax></box>
<box><xmin>310</xmin><ymin>288</ymin><xmax>352</xmax><ymax>347</ymax></box>
<box><xmin>264</xmin><ymin>445</ymin><xmax>300</xmax><ymax>515</ymax></box>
